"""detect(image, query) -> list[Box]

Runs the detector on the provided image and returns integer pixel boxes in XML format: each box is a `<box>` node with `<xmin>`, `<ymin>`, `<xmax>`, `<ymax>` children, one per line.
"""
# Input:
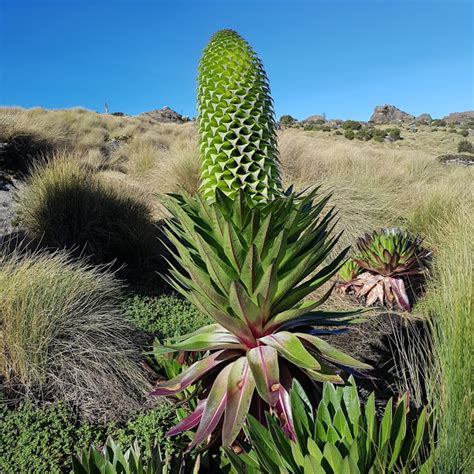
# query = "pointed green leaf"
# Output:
<box><xmin>259</xmin><ymin>332</ymin><xmax>320</xmax><ymax>370</ymax></box>
<box><xmin>229</xmin><ymin>280</ymin><xmax>263</xmax><ymax>331</ymax></box>
<box><xmin>297</xmin><ymin>334</ymin><xmax>372</xmax><ymax>370</ymax></box>
<box><xmin>150</xmin><ymin>349</ymin><xmax>240</xmax><ymax>396</ymax></box>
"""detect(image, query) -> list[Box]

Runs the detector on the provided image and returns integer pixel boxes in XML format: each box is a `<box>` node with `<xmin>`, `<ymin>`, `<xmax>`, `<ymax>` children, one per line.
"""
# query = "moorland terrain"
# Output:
<box><xmin>0</xmin><ymin>103</ymin><xmax>472</xmax><ymax>472</ymax></box>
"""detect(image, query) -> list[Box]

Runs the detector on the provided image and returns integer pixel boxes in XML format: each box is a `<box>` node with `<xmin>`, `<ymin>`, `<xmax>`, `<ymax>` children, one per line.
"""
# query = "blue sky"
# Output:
<box><xmin>1</xmin><ymin>0</ymin><xmax>472</xmax><ymax>120</ymax></box>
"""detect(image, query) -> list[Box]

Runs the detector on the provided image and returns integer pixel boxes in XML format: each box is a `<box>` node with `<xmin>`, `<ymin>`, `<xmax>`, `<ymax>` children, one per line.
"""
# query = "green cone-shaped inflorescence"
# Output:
<box><xmin>197</xmin><ymin>29</ymin><xmax>281</xmax><ymax>203</ymax></box>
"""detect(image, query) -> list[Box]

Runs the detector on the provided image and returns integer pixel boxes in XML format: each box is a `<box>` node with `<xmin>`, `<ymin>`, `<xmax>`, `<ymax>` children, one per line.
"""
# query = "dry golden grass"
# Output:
<box><xmin>278</xmin><ymin>129</ymin><xmax>473</xmax><ymax>252</ymax></box>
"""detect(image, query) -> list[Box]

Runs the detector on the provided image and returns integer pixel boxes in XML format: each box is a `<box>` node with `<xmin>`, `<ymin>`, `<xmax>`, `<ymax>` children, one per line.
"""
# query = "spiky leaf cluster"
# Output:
<box><xmin>354</xmin><ymin>228</ymin><xmax>429</xmax><ymax>277</ymax></box>
<box><xmin>72</xmin><ymin>437</ymin><xmax>167</xmax><ymax>474</ymax></box>
<box><xmin>151</xmin><ymin>189</ymin><xmax>370</xmax><ymax>449</ymax></box>
<box><xmin>340</xmin><ymin>228</ymin><xmax>430</xmax><ymax>311</ymax></box>
<box><xmin>197</xmin><ymin>29</ymin><xmax>280</xmax><ymax>203</ymax></box>
<box><xmin>226</xmin><ymin>379</ymin><xmax>431</xmax><ymax>473</ymax></box>
<box><xmin>337</xmin><ymin>259</ymin><xmax>363</xmax><ymax>283</ymax></box>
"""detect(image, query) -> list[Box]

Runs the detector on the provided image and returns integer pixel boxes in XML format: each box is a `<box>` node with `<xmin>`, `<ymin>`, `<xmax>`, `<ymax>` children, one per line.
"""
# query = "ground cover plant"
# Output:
<box><xmin>0</xmin><ymin>399</ymin><xmax>183</xmax><ymax>473</ymax></box>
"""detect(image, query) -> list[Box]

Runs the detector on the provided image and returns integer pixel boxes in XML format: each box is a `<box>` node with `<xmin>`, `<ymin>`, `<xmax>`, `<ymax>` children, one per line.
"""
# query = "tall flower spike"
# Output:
<box><xmin>197</xmin><ymin>29</ymin><xmax>281</xmax><ymax>203</ymax></box>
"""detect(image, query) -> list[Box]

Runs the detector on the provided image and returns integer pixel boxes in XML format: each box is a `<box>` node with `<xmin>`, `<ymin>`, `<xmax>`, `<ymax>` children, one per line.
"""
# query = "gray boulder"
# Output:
<box><xmin>369</xmin><ymin>105</ymin><xmax>414</xmax><ymax>124</ymax></box>
<box><xmin>415</xmin><ymin>113</ymin><xmax>432</xmax><ymax>125</ymax></box>
<box><xmin>140</xmin><ymin>106</ymin><xmax>190</xmax><ymax>124</ymax></box>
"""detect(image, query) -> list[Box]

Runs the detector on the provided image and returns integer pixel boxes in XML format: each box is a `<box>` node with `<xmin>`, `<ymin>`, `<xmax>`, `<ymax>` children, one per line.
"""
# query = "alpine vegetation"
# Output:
<box><xmin>197</xmin><ymin>29</ymin><xmax>281</xmax><ymax>203</ymax></box>
<box><xmin>338</xmin><ymin>228</ymin><xmax>430</xmax><ymax>311</ymax></box>
<box><xmin>152</xmin><ymin>190</ymin><xmax>370</xmax><ymax>448</ymax></box>
<box><xmin>226</xmin><ymin>379</ymin><xmax>432</xmax><ymax>473</ymax></box>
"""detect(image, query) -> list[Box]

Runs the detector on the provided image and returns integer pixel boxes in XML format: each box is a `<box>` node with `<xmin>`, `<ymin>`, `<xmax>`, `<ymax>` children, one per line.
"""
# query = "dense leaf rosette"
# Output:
<box><xmin>340</xmin><ymin>228</ymin><xmax>431</xmax><ymax>311</ymax></box>
<box><xmin>197</xmin><ymin>29</ymin><xmax>281</xmax><ymax>203</ymax></box>
<box><xmin>151</xmin><ymin>190</ymin><xmax>370</xmax><ymax>448</ymax></box>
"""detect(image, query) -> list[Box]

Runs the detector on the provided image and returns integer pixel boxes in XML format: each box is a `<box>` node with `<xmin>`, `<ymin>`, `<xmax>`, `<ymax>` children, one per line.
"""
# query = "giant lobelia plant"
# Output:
<box><xmin>150</xmin><ymin>30</ymin><xmax>370</xmax><ymax>450</ymax></box>
<box><xmin>338</xmin><ymin>228</ymin><xmax>430</xmax><ymax>311</ymax></box>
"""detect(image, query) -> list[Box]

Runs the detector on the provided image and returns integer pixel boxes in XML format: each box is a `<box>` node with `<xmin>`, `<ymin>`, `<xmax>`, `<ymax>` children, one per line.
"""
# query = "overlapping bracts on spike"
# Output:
<box><xmin>197</xmin><ymin>29</ymin><xmax>281</xmax><ymax>203</ymax></box>
<box><xmin>151</xmin><ymin>190</ymin><xmax>370</xmax><ymax>449</ymax></box>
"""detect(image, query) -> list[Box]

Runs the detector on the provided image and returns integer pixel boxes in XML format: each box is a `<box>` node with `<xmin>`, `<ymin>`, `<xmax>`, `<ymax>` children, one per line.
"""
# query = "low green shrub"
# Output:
<box><xmin>123</xmin><ymin>293</ymin><xmax>211</xmax><ymax>338</ymax></box>
<box><xmin>344</xmin><ymin>129</ymin><xmax>355</xmax><ymax>140</ymax></box>
<box><xmin>15</xmin><ymin>153</ymin><xmax>157</xmax><ymax>263</ymax></box>
<box><xmin>457</xmin><ymin>139</ymin><xmax>473</xmax><ymax>153</ymax></box>
<box><xmin>431</xmin><ymin>119</ymin><xmax>446</xmax><ymax>127</ymax></box>
<box><xmin>459</xmin><ymin>128</ymin><xmax>469</xmax><ymax>137</ymax></box>
<box><xmin>387</xmin><ymin>128</ymin><xmax>401</xmax><ymax>141</ymax></box>
<box><xmin>355</xmin><ymin>127</ymin><xmax>373</xmax><ymax>141</ymax></box>
<box><xmin>342</xmin><ymin>120</ymin><xmax>362</xmax><ymax>131</ymax></box>
<box><xmin>0</xmin><ymin>399</ymin><xmax>184</xmax><ymax>473</ymax></box>
<box><xmin>279</xmin><ymin>115</ymin><xmax>297</xmax><ymax>126</ymax></box>
<box><xmin>0</xmin><ymin>400</ymin><xmax>99</xmax><ymax>473</ymax></box>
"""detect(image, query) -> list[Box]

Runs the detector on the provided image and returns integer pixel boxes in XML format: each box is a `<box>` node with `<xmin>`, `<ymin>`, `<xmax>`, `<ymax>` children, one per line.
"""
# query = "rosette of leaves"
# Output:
<box><xmin>348</xmin><ymin>228</ymin><xmax>430</xmax><ymax>311</ymax></box>
<box><xmin>335</xmin><ymin>259</ymin><xmax>363</xmax><ymax>295</ymax></box>
<box><xmin>197</xmin><ymin>29</ymin><xmax>281</xmax><ymax>203</ymax></box>
<box><xmin>151</xmin><ymin>188</ymin><xmax>370</xmax><ymax>450</ymax></box>
<box><xmin>225</xmin><ymin>378</ymin><xmax>432</xmax><ymax>473</ymax></box>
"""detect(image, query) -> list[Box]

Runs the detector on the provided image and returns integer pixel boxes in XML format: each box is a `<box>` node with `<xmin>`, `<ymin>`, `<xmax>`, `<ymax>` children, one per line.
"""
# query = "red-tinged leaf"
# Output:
<box><xmin>259</xmin><ymin>332</ymin><xmax>320</xmax><ymax>370</ymax></box>
<box><xmin>247</xmin><ymin>346</ymin><xmax>280</xmax><ymax>407</ymax></box>
<box><xmin>159</xmin><ymin>326</ymin><xmax>243</xmax><ymax>352</ymax></box>
<box><xmin>166</xmin><ymin>400</ymin><xmax>205</xmax><ymax>437</ymax></box>
<box><xmin>229</xmin><ymin>280</ymin><xmax>263</xmax><ymax>334</ymax></box>
<box><xmin>150</xmin><ymin>349</ymin><xmax>240</xmax><ymax>396</ymax></box>
<box><xmin>390</xmin><ymin>277</ymin><xmax>411</xmax><ymax>311</ymax></box>
<box><xmin>275</xmin><ymin>384</ymin><xmax>296</xmax><ymax>441</ymax></box>
<box><xmin>187</xmin><ymin>364</ymin><xmax>232</xmax><ymax>451</ymax></box>
<box><xmin>222</xmin><ymin>357</ymin><xmax>256</xmax><ymax>446</ymax></box>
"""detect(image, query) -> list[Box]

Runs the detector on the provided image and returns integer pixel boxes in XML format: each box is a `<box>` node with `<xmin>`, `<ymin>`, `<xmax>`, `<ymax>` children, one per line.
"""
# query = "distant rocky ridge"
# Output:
<box><xmin>283</xmin><ymin>105</ymin><xmax>473</xmax><ymax>127</ymax></box>
<box><xmin>443</xmin><ymin>111</ymin><xmax>474</xmax><ymax>124</ymax></box>
<box><xmin>139</xmin><ymin>106</ymin><xmax>191</xmax><ymax>124</ymax></box>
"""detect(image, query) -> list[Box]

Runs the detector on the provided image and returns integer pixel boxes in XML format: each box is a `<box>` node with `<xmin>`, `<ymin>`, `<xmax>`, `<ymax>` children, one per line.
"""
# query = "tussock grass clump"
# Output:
<box><xmin>16</xmin><ymin>153</ymin><xmax>157</xmax><ymax>262</ymax></box>
<box><xmin>0</xmin><ymin>249</ymin><xmax>150</xmax><ymax>421</ymax></box>
<box><xmin>420</xmin><ymin>207</ymin><xmax>473</xmax><ymax>471</ymax></box>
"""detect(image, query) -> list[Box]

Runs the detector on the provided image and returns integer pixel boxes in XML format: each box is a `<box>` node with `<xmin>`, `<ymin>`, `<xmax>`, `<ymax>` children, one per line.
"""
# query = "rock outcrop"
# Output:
<box><xmin>303</xmin><ymin>115</ymin><xmax>326</xmax><ymax>124</ymax></box>
<box><xmin>415</xmin><ymin>113</ymin><xmax>432</xmax><ymax>125</ymax></box>
<box><xmin>139</xmin><ymin>106</ymin><xmax>190</xmax><ymax>124</ymax></box>
<box><xmin>442</xmin><ymin>111</ymin><xmax>474</xmax><ymax>124</ymax></box>
<box><xmin>369</xmin><ymin>105</ymin><xmax>414</xmax><ymax>124</ymax></box>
